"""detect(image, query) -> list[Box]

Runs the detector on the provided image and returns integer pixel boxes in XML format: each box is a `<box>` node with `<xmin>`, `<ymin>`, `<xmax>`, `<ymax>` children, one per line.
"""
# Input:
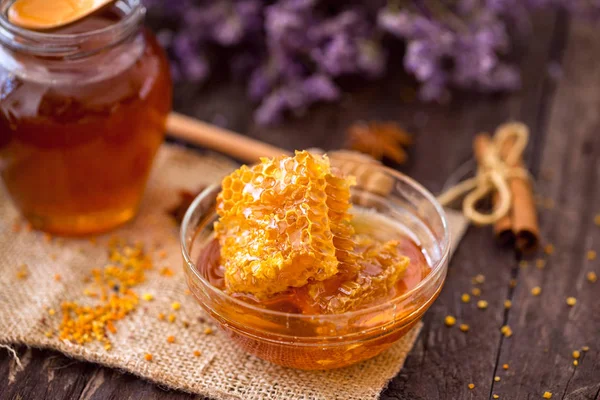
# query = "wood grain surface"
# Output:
<box><xmin>2</xmin><ymin>12</ymin><xmax>599</xmax><ymax>400</ymax></box>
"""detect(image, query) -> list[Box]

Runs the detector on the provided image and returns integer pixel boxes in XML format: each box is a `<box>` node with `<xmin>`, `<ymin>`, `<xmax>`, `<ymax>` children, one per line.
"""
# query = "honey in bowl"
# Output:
<box><xmin>0</xmin><ymin>0</ymin><xmax>172</xmax><ymax>235</ymax></box>
<box><xmin>198</xmin><ymin>210</ymin><xmax>431</xmax><ymax>316</ymax></box>
<box><xmin>182</xmin><ymin>152</ymin><xmax>450</xmax><ymax>370</ymax></box>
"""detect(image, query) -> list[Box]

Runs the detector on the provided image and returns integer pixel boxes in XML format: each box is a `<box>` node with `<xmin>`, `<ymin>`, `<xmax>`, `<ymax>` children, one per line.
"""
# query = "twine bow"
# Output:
<box><xmin>437</xmin><ymin>122</ymin><xmax>531</xmax><ymax>226</ymax></box>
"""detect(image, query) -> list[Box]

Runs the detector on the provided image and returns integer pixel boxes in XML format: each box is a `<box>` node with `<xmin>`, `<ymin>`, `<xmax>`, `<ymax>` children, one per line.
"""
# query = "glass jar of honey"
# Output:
<box><xmin>0</xmin><ymin>0</ymin><xmax>172</xmax><ymax>235</ymax></box>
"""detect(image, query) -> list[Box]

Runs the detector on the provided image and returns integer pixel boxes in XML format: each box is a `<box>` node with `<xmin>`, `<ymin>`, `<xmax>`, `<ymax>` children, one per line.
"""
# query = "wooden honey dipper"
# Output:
<box><xmin>166</xmin><ymin>112</ymin><xmax>395</xmax><ymax>196</ymax></box>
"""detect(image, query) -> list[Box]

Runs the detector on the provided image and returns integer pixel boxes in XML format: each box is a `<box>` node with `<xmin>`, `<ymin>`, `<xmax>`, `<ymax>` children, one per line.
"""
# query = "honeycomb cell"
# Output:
<box><xmin>305</xmin><ymin>237</ymin><xmax>410</xmax><ymax>313</ymax></box>
<box><xmin>215</xmin><ymin>151</ymin><xmax>357</xmax><ymax>298</ymax></box>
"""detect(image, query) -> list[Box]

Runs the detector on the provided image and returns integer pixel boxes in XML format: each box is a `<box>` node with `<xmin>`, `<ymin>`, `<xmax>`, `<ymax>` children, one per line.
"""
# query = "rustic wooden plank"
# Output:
<box><xmin>0</xmin><ymin>346</ymin><xmax>202</xmax><ymax>400</ymax></box>
<box><xmin>0</xmin><ymin>347</ymin><xmax>98</xmax><ymax>399</ymax></box>
<box><xmin>489</xmin><ymin>20</ymin><xmax>600</xmax><ymax>400</ymax></box>
<box><xmin>381</xmin><ymin>11</ymin><xmax>566</xmax><ymax>400</ymax></box>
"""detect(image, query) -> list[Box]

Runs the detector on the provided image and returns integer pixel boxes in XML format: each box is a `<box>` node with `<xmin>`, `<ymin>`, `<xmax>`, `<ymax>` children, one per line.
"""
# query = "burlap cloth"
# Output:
<box><xmin>0</xmin><ymin>144</ymin><xmax>467</xmax><ymax>400</ymax></box>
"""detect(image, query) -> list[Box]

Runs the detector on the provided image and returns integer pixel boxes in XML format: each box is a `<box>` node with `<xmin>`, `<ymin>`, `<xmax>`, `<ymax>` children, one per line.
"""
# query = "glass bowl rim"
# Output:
<box><xmin>180</xmin><ymin>164</ymin><xmax>450</xmax><ymax>321</ymax></box>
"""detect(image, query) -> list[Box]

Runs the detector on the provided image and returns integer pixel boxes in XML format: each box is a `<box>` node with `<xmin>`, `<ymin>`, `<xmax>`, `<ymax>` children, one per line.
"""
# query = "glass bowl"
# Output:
<box><xmin>181</xmin><ymin>166</ymin><xmax>449</xmax><ymax>370</ymax></box>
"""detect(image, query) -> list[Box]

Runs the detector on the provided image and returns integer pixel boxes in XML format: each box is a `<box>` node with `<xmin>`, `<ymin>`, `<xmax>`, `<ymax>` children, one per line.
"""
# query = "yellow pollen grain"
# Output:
<box><xmin>582</xmin><ymin>346</ymin><xmax>589</xmax><ymax>352</ymax></box>
<box><xmin>503</xmin><ymin>364</ymin><xmax>509</xmax><ymax>370</ymax></box>
<box><xmin>16</xmin><ymin>264</ymin><xmax>29</xmax><ymax>280</ymax></box>
<box><xmin>472</xmin><ymin>274</ymin><xmax>485</xmax><ymax>284</ymax></box>
<box><xmin>477</xmin><ymin>300</ymin><xmax>488</xmax><ymax>310</ymax></box>
<box><xmin>531</xmin><ymin>286</ymin><xmax>542</xmax><ymax>296</ymax></box>
<box><xmin>536</xmin><ymin>259</ymin><xmax>546</xmax><ymax>269</ymax></box>
<box><xmin>493</xmin><ymin>395</ymin><xmax>499</xmax><ymax>399</ymax></box>
<box><xmin>55</xmin><ymin>241</ymin><xmax>149</xmax><ymax>349</ymax></box>
<box><xmin>144</xmin><ymin>353</ymin><xmax>153</xmax><ymax>361</ymax></box>
<box><xmin>572</xmin><ymin>350</ymin><xmax>580</xmax><ymax>359</ymax></box>
<box><xmin>160</xmin><ymin>267</ymin><xmax>174</xmax><ymax>277</ymax></box>
<box><xmin>543</xmin><ymin>392</ymin><xmax>552</xmax><ymax>399</ymax></box>
<box><xmin>504</xmin><ymin>300</ymin><xmax>512</xmax><ymax>309</ymax></box>
<box><xmin>168</xmin><ymin>314</ymin><xmax>176</xmax><ymax>323</ymax></box>
<box><xmin>461</xmin><ymin>293</ymin><xmax>471</xmax><ymax>303</ymax></box>
<box><xmin>142</xmin><ymin>293</ymin><xmax>154</xmax><ymax>301</ymax></box>
<box><xmin>204</xmin><ymin>327</ymin><xmax>213</xmax><ymax>335</ymax></box>
<box><xmin>566</xmin><ymin>297</ymin><xmax>576</xmax><ymax>306</ymax></box>
<box><xmin>544</xmin><ymin>244</ymin><xmax>555</xmax><ymax>255</ymax></box>
<box><xmin>48</xmin><ymin>308</ymin><xmax>56</xmax><ymax>316</ymax></box>
<box><xmin>459</xmin><ymin>324</ymin><xmax>470</xmax><ymax>332</ymax></box>
<box><xmin>167</xmin><ymin>335</ymin><xmax>175</xmax><ymax>344</ymax></box>
<box><xmin>587</xmin><ymin>250</ymin><xmax>597</xmax><ymax>261</ymax></box>
<box><xmin>184</xmin><ymin>289</ymin><xmax>192</xmax><ymax>296</ymax></box>
<box><xmin>501</xmin><ymin>325</ymin><xmax>513</xmax><ymax>338</ymax></box>
<box><xmin>171</xmin><ymin>302</ymin><xmax>181</xmax><ymax>311</ymax></box>
<box><xmin>587</xmin><ymin>271</ymin><xmax>597</xmax><ymax>283</ymax></box>
<box><xmin>193</xmin><ymin>350</ymin><xmax>202</xmax><ymax>357</ymax></box>
<box><xmin>44</xmin><ymin>331</ymin><xmax>53</xmax><ymax>338</ymax></box>
<box><xmin>54</xmin><ymin>274</ymin><xmax>61</xmax><ymax>282</ymax></box>
<box><xmin>494</xmin><ymin>376</ymin><xmax>501</xmax><ymax>382</ymax></box>
<box><xmin>158</xmin><ymin>313</ymin><xmax>165</xmax><ymax>321</ymax></box>
<box><xmin>472</xmin><ymin>288</ymin><xmax>482</xmax><ymax>296</ymax></box>
<box><xmin>468</xmin><ymin>383</ymin><xmax>475</xmax><ymax>390</ymax></box>
<box><xmin>594</xmin><ymin>214</ymin><xmax>600</xmax><ymax>226</ymax></box>
<box><xmin>444</xmin><ymin>315</ymin><xmax>456</xmax><ymax>327</ymax></box>
<box><xmin>573</xmin><ymin>360</ymin><xmax>579</xmax><ymax>366</ymax></box>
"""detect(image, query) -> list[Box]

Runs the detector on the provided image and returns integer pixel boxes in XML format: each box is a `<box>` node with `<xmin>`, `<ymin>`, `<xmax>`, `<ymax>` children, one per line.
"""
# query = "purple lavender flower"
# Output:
<box><xmin>143</xmin><ymin>0</ymin><xmax>600</xmax><ymax>124</ymax></box>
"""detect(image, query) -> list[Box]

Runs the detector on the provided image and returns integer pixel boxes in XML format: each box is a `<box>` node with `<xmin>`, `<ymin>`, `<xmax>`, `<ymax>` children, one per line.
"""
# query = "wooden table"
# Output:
<box><xmin>2</xmin><ymin>13</ymin><xmax>599</xmax><ymax>400</ymax></box>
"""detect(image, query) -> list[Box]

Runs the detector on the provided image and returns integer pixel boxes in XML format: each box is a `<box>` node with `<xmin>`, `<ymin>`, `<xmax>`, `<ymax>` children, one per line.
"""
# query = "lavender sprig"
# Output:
<box><xmin>144</xmin><ymin>0</ymin><xmax>600</xmax><ymax>124</ymax></box>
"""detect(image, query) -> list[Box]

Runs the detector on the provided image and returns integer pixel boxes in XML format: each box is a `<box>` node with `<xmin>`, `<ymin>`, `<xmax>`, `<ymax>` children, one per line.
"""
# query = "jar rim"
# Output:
<box><xmin>180</xmin><ymin>165</ymin><xmax>451</xmax><ymax>323</ymax></box>
<box><xmin>0</xmin><ymin>0</ymin><xmax>145</xmax><ymax>57</ymax></box>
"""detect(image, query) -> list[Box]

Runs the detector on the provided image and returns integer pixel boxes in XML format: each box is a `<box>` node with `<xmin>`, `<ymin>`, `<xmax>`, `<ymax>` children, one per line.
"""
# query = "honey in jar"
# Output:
<box><xmin>184</xmin><ymin>152</ymin><xmax>448</xmax><ymax>370</ymax></box>
<box><xmin>0</xmin><ymin>0</ymin><xmax>172</xmax><ymax>235</ymax></box>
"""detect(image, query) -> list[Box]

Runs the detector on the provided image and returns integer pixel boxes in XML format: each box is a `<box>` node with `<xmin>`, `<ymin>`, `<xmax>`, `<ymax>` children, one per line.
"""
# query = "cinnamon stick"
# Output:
<box><xmin>493</xmin><ymin>137</ymin><xmax>517</xmax><ymax>247</ymax></box>
<box><xmin>498</xmin><ymin>135</ymin><xmax>539</xmax><ymax>253</ymax></box>
<box><xmin>472</xmin><ymin>134</ymin><xmax>508</xmax><ymax>231</ymax></box>
<box><xmin>510</xmin><ymin>168</ymin><xmax>539</xmax><ymax>254</ymax></box>
<box><xmin>473</xmin><ymin>133</ymin><xmax>539</xmax><ymax>253</ymax></box>
<box><xmin>493</xmin><ymin>191</ymin><xmax>515</xmax><ymax>246</ymax></box>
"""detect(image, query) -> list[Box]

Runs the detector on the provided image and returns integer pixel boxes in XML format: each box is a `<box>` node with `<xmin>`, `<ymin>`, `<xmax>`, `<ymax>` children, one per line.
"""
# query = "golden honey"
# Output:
<box><xmin>200</xmin><ymin>213</ymin><xmax>430</xmax><ymax>315</ymax></box>
<box><xmin>0</xmin><ymin>1</ymin><xmax>172</xmax><ymax>235</ymax></box>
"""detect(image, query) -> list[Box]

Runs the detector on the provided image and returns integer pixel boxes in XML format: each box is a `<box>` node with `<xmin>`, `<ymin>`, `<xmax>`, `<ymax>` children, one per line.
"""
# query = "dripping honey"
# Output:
<box><xmin>0</xmin><ymin>4</ymin><xmax>172</xmax><ymax>235</ymax></box>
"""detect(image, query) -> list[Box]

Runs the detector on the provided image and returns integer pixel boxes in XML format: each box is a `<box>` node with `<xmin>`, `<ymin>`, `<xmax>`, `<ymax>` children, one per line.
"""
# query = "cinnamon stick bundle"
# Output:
<box><xmin>473</xmin><ymin>132</ymin><xmax>539</xmax><ymax>253</ymax></box>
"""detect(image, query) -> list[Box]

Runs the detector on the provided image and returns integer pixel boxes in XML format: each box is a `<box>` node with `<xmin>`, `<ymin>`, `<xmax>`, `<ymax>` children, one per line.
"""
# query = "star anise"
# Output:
<box><xmin>345</xmin><ymin>121</ymin><xmax>412</xmax><ymax>164</ymax></box>
<box><xmin>167</xmin><ymin>186</ymin><xmax>206</xmax><ymax>224</ymax></box>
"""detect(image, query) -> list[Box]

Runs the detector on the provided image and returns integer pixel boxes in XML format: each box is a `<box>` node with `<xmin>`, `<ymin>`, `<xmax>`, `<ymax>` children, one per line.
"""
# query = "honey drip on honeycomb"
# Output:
<box><xmin>215</xmin><ymin>151</ymin><xmax>410</xmax><ymax>310</ymax></box>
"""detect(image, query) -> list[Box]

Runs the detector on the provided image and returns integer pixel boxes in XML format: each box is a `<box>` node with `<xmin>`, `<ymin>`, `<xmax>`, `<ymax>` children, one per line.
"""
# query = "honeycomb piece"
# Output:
<box><xmin>215</xmin><ymin>151</ymin><xmax>356</xmax><ymax>298</ymax></box>
<box><xmin>306</xmin><ymin>236</ymin><xmax>409</xmax><ymax>313</ymax></box>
